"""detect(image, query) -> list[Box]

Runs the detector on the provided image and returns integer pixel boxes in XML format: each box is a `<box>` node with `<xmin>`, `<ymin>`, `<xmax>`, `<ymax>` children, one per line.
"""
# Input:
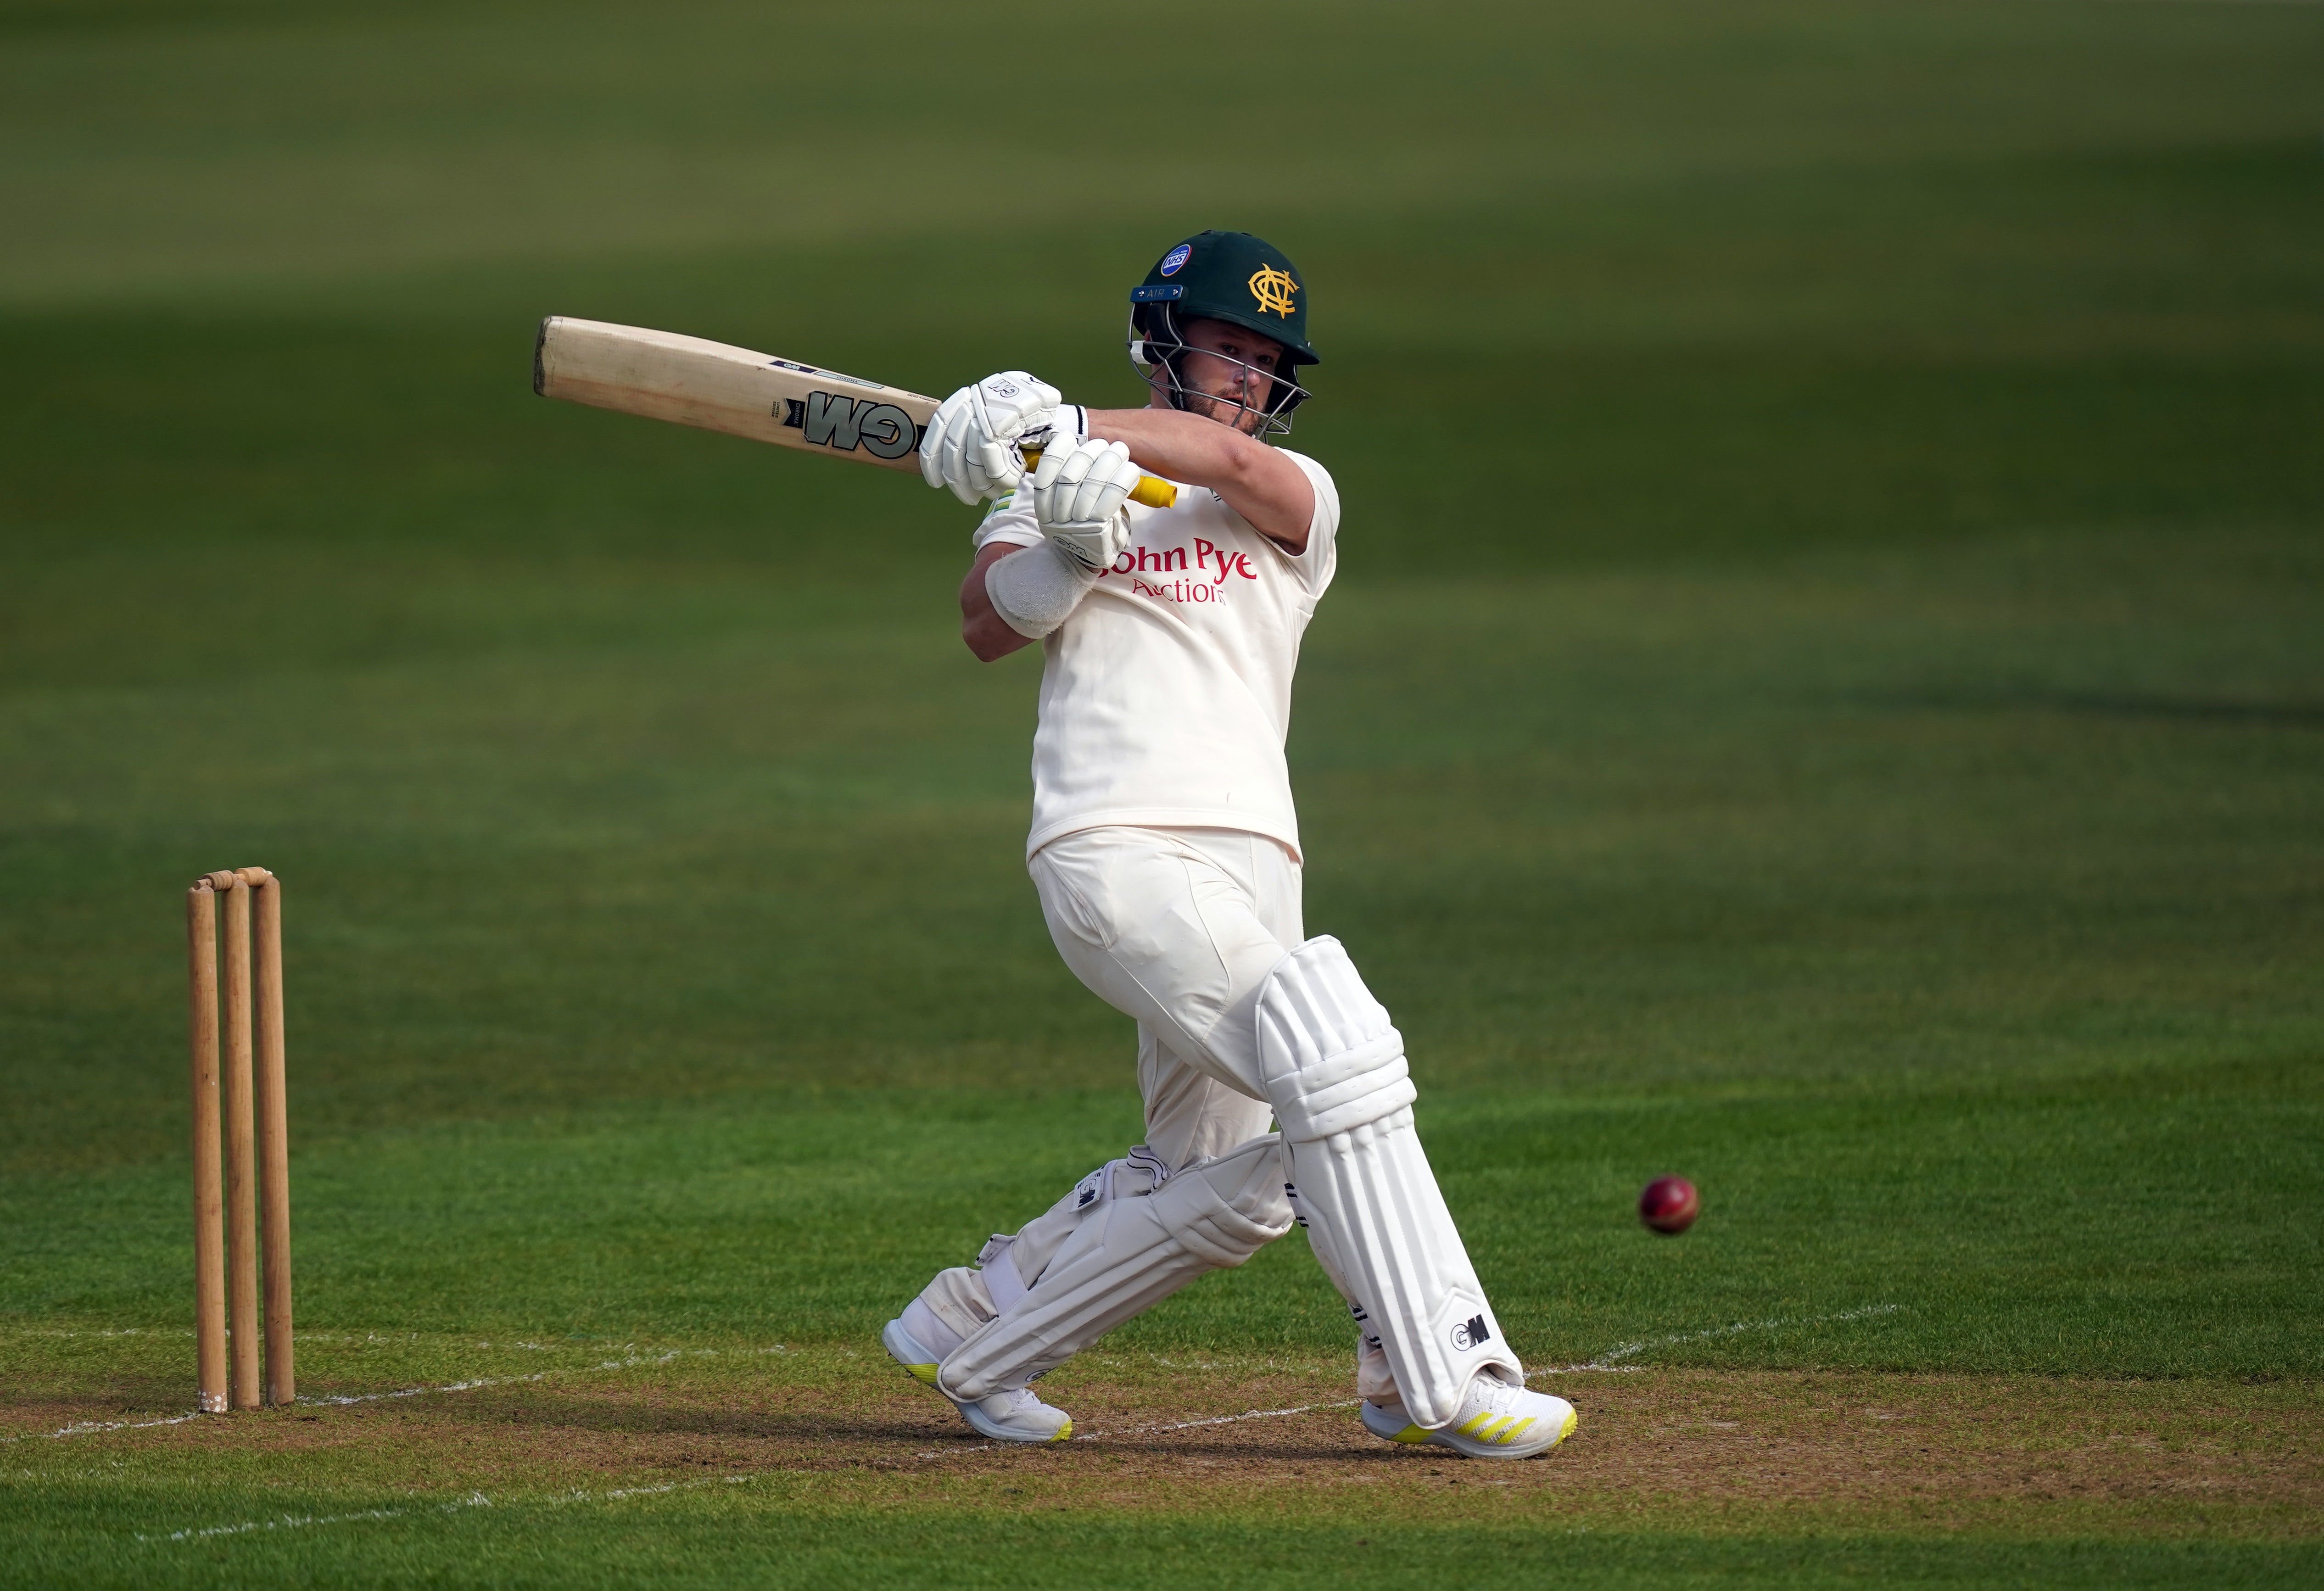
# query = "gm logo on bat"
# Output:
<box><xmin>779</xmin><ymin>392</ymin><xmax>922</xmax><ymax>460</ymax></box>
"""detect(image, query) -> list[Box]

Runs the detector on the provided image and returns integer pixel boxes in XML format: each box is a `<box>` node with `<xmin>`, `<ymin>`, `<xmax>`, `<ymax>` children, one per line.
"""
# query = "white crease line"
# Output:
<box><xmin>910</xmin><ymin>1399</ymin><xmax>1366</xmax><ymax>1458</ymax></box>
<box><xmin>3</xmin><ymin>1328</ymin><xmax>194</xmax><ymax>1340</ymax></box>
<box><xmin>1091</xmin><ymin>1399</ymin><xmax>1362</xmax><ymax>1439</ymax></box>
<box><xmin>140</xmin><ymin>1495</ymin><xmax>492</xmax><ymax>1543</ymax></box>
<box><xmin>1535</xmin><ymin>1303</ymin><xmax>1905</xmax><ymax>1378</ymax></box>
<box><xmin>294</xmin><ymin>1349</ymin><xmax>730</xmax><ymax>1407</ymax></box>
<box><xmin>914</xmin><ymin>1395</ymin><xmax>1359</xmax><ymax>1457</ymax></box>
<box><xmin>910</xmin><ymin>1304</ymin><xmax>1901</xmax><ymax>1458</ymax></box>
<box><xmin>30</xmin><ymin>1412</ymin><xmax>209</xmax><ymax>1441</ymax></box>
<box><xmin>138</xmin><ymin>1475</ymin><xmax>765</xmax><ymax>1545</ymax></box>
<box><xmin>15</xmin><ymin>1345</ymin><xmax>792</xmax><ymax>1443</ymax></box>
<box><xmin>299</xmin><ymin>1371</ymin><xmax>559</xmax><ymax>1407</ymax></box>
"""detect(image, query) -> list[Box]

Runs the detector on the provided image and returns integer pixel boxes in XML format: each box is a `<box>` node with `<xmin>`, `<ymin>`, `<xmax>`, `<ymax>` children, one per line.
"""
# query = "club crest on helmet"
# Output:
<box><xmin>1247</xmin><ymin>266</ymin><xmax>1298</xmax><ymax>318</ymax></box>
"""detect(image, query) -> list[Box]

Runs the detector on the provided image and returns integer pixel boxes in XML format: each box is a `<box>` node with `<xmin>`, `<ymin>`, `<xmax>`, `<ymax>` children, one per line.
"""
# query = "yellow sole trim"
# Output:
<box><xmin>1049</xmin><ymin>1419</ymin><xmax>1073</xmax><ymax>1442</ymax></box>
<box><xmin>900</xmin><ymin>1362</ymin><xmax>939</xmax><ymax>1386</ymax></box>
<box><xmin>1391</xmin><ymin>1424</ymin><xmax>1431</xmax><ymax>1444</ymax></box>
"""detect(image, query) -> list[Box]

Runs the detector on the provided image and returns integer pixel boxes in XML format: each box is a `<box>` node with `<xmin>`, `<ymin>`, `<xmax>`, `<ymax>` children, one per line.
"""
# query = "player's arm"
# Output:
<box><xmin>961</xmin><ymin>541</ymin><xmax>1038</xmax><ymax>662</ymax></box>
<box><xmin>958</xmin><ymin>440</ymin><xmax>1142</xmax><ymax>662</ymax></box>
<box><xmin>1082</xmin><ymin>407</ymin><xmax>1315</xmax><ymax>552</ymax></box>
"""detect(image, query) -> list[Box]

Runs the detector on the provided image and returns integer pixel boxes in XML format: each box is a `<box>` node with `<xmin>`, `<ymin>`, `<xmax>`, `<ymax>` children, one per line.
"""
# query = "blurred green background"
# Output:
<box><xmin>5</xmin><ymin>0</ymin><xmax>2322</xmax><ymax>1454</ymax></box>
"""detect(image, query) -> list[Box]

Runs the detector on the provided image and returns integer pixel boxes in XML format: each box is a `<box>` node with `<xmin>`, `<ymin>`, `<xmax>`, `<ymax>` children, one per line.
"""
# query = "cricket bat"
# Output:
<box><xmin>532</xmin><ymin>316</ymin><xmax>1177</xmax><ymax>509</ymax></box>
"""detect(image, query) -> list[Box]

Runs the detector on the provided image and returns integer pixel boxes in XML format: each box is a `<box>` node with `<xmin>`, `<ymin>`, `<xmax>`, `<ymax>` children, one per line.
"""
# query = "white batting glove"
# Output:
<box><xmin>1029</xmin><ymin>437</ymin><xmax>1138</xmax><ymax>574</ymax></box>
<box><xmin>919</xmin><ymin>372</ymin><xmax>1069</xmax><ymax>504</ymax></box>
<box><xmin>1013</xmin><ymin>403</ymin><xmax>1088</xmax><ymax>458</ymax></box>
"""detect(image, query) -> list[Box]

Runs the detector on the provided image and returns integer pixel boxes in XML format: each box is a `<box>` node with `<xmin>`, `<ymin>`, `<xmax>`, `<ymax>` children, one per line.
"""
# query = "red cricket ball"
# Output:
<box><xmin>1639</xmin><ymin>1175</ymin><xmax>1698</xmax><ymax>1235</ymax></box>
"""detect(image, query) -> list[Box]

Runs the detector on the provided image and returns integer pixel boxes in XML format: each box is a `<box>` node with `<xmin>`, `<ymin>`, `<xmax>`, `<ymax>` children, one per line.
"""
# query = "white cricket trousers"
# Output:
<box><xmin>1028</xmin><ymin>825</ymin><xmax>1301</xmax><ymax>1173</ymax></box>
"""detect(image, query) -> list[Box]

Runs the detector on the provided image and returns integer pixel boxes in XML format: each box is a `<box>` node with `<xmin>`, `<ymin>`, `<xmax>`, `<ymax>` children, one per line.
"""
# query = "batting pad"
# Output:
<box><xmin>1256</xmin><ymin>937</ymin><xmax>1523</xmax><ymax>1429</ymax></box>
<box><xmin>938</xmin><ymin>1135</ymin><xmax>1292</xmax><ymax>1401</ymax></box>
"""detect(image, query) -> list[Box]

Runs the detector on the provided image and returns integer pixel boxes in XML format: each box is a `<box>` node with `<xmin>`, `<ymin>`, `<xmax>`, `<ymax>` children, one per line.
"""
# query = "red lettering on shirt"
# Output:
<box><xmin>1107</xmin><ymin>541</ymin><xmax>1257</xmax><ymax>592</ymax></box>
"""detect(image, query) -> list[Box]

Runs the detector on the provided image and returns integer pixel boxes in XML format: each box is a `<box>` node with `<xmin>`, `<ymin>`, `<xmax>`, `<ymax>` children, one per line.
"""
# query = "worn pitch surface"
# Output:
<box><xmin>11</xmin><ymin>1348</ymin><xmax>2321</xmax><ymax>1538</ymax></box>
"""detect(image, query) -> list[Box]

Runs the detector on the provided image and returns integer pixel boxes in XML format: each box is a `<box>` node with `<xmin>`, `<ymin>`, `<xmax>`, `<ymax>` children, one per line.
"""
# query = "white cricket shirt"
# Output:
<box><xmin>974</xmin><ymin>450</ymin><xmax>1340</xmax><ymax>861</ymax></box>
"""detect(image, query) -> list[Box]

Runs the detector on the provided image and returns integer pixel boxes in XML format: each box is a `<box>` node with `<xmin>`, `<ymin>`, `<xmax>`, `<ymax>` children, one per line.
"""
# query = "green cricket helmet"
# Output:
<box><xmin>1128</xmin><ymin>230</ymin><xmax>1317</xmax><ymax>433</ymax></box>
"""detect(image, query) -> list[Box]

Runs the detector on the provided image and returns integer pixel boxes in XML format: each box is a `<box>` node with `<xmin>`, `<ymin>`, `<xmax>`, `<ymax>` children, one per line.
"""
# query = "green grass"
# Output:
<box><xmin>4</xmin><ymin>0</ymin><xmax>2322</xmax><ymax>1585</ymax></box>
<box><xmin>10</xmin><ymin>1065</ymin><xmax>2318</xmax><ymax>1378</ymax></box>
<box><xmin>9</xmin><ymin>1507</ymin><xmax>2319</xmax><ymax>1591</ymax></box>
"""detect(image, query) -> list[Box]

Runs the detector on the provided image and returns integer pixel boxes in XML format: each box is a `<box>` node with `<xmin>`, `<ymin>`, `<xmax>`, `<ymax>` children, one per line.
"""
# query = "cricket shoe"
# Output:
<box><xmin>881</xmin><ymin>1312</ymin><xmax>1073</xmax><ymax>1444</ymax></box>
<box><xmin>1360</xmin><ymin>1373</ymin><xmax>1577</xmax><ymax>1459</ymax></box>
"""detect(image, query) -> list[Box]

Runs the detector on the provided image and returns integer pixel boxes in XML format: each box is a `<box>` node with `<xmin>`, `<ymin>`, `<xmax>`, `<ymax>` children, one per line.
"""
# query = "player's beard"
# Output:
<box><xmin>1182</xmin><ymin>378</ymin><xmax>1273</xmax><ymax>435</ymax></box>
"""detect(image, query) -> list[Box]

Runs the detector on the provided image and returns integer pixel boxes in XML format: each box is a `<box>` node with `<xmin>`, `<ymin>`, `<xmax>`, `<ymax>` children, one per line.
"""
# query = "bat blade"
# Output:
<box><xmin>533</xmin><ymin>316</ymin><xmax>1179</xmax><ymax>508</ymax></box>
<box><xmin>533</xmin><ymin>316</ymin><xmax>935</xmax><ymax>473</ymax></box>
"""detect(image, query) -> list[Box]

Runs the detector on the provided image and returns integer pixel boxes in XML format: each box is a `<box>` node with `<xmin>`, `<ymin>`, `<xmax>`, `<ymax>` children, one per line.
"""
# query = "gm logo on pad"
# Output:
<box><xmin>1451</xmin><ymin>1314</ymin><xmax>1491</xmax><ymax>1351</ymax></box>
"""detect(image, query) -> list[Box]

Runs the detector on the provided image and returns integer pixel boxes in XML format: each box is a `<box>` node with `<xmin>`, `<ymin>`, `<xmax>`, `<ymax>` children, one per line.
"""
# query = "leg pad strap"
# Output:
<box><xmin>937</xmin><ymin>1134</ymin><xmax>1292</xmax><ymax>1401</ymax></box>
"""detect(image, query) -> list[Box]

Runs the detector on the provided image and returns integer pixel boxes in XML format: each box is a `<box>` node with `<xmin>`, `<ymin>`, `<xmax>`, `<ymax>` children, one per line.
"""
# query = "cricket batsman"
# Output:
<box><xmin>883</xmin><ymin>231</ymin><xmax>1577</xmax><ymax>1459</ymax></box>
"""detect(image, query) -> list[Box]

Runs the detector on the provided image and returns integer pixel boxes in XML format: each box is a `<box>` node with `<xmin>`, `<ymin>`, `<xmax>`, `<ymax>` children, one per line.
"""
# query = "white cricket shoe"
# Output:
<box><xmin>1361</xmin><ymin>1372</ymin><xmax>1577</xmax><ymax>1459</ymax></box>
<box><xmin>881</xmin><ymin>1314</ymin><xmax>1073</xmax><ymax>1444</ymax></box>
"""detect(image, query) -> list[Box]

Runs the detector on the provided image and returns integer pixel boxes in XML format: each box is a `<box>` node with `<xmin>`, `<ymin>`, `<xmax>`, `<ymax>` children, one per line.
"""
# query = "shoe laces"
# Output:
<box><xmin>1463</xmin><ymin>1374</ymin><xmax>1531</xmax><ymax>1419</ymax></box>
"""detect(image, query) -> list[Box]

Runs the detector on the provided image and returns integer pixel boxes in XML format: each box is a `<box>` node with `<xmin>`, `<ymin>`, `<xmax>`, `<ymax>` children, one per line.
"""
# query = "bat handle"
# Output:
<box><xmin>1018</xmin><ymin>446</ymin><xmax>1179</xmax><ymax>512</ymax></box>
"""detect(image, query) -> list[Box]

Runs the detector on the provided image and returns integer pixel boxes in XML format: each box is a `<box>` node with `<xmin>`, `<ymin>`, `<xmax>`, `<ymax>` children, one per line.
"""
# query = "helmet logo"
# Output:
<box><xmin>1159</xmin><ymin>244</ymin><xmax>1193</xmax><ymax>277</ymax></box>
<box><xmin>1247</xmin><ymin>265</ymin><xmax>1298</xmax><ymax>318</ymax></box>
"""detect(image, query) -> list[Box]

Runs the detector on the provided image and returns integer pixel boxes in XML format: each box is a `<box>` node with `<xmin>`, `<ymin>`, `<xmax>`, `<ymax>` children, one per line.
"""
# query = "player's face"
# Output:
<box><xmin>1176</xmin><ymin>318</ymin><xmax>1287</xmax><ymax>435</ymax></box>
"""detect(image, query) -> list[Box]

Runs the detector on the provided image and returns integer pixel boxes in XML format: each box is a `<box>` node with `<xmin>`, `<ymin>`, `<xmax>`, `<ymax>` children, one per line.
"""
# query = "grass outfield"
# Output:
<box><xmin>4</xmin><ymin>0</ymin><xmax>2322</xmax><ymax>1585</ymax></box>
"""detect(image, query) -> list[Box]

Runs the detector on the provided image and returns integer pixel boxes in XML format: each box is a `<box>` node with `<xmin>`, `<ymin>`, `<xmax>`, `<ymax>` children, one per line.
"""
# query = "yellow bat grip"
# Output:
<box><xmin>1019</xmin><ymin>447</ymin><xmax>1179</xmax><ymax>511</ymax></box>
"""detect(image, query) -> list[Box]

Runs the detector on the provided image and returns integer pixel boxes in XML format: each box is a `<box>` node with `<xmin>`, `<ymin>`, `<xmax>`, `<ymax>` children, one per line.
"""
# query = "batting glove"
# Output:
<box><xmin>919</xmin><ymin>372</ymin><xmax>1070</xmax><ymax>504</ymax></box>
<box><xmin>1029</xmin><ymin>437</ymin><xmax>1138</xmax><ymax>574</ymax></box>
